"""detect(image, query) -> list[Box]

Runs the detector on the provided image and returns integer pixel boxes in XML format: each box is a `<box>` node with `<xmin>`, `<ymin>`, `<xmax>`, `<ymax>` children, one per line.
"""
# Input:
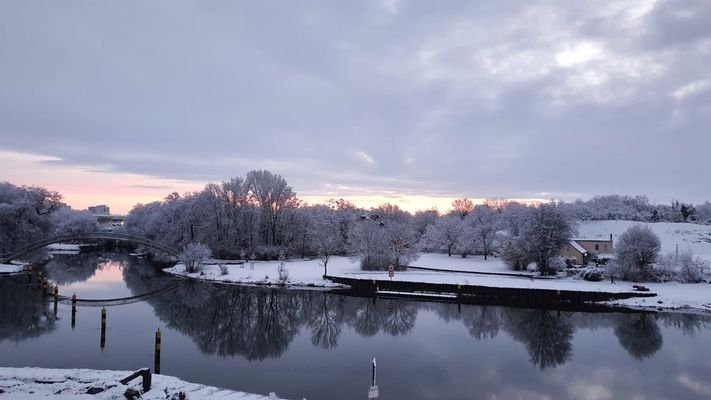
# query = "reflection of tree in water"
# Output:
<box><xmin>347</xmin><ymin>299</ymin><xmax>381</xmax><ymax>337</ymax></box>
<box><xmin>462</xmin><ymin>306</ymin><xmax>503</xmax><ymax>340</ymax></box>
<box><xmin>659</xmin><ymin>313</ymin><xmax>711</xmax><ymax>337</ymax></box>
<box><xmin>307</xmin><ymin>293</ymin><xmax>343</xmax><ymax>349</ymax></box>
<box><xmin>504</xmin><ymin>309</ymin><xmax>574</xmax><ymax>370</ymax></box>
<box><xmin>380</xmin><ymin>301</ymin><xmax>417</xmax><ymax>336</ymax></box>
<box><xmin>122</xmin><ymin>266</ymin><xmax>707</xmax><ymax>367</ymax></box>
<box><xmin>614</xmin><ymin>313</ymin><xmax>663</xmax><ymax>360</ymax></box>
<box><xmin>0</xmin><ymin>276</ymin><xmax>56</xmax><ymax>342</ymax></box>
<box><xmin>43</xmin><ymin>253</ymin><xmax>103</xmax><ymax>285</ymax></box>
<box><xmin>342</xmin><ymin>297</ymin><xmax>418</xmax><ymax>337</ymax></box>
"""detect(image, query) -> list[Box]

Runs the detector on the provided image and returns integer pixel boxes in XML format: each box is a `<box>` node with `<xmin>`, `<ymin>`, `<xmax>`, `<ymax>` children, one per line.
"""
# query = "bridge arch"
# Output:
<box><xmin>0</xmin><ymin>232</ymin><xmax>180</xmax><ymax>263</ymax></box>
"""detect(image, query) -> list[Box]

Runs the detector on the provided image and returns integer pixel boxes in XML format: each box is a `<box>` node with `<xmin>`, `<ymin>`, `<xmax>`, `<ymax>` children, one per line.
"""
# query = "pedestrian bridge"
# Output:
<box><xmin>0</xmin><ymin>232</ymin><xmax>180</xmax><ymax>263</ymax></box>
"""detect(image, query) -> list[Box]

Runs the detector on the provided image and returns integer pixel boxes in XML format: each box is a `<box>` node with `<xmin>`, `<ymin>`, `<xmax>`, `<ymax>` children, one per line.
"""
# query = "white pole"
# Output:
<box><xmin>372</xmin><ymin>358</ymin><xmax>377</xmax><ymax>386</ymax></box>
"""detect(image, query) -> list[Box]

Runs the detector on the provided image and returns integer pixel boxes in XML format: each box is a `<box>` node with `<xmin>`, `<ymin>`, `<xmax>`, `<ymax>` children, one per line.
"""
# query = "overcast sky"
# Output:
<box><xmin>1</xmin><ymin>0</ymin><xmax>710</xmax><ymax>213</ymax></box>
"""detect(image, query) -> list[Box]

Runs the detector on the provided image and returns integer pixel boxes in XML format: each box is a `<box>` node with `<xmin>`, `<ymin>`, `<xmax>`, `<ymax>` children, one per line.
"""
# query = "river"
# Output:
<box><xmin>1</xmin><ymin>251</ymin><xmax>711</xmax><ymax>399</ymax></box>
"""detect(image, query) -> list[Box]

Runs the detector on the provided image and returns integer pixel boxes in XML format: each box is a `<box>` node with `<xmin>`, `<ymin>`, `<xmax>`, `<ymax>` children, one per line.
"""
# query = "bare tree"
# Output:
<box><xmin>246</xmin><ymin>170</ymin><xmax>297</xmax><ymax>246</ymax></box>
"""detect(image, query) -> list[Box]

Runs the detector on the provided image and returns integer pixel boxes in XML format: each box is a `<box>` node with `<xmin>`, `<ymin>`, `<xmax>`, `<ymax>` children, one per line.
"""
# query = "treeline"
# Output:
<box><xmin>0</xmin><ymin>181</ymin><xmax>98</xmax><ymax>258</ymax></box>
<box><xmin>559</xmin><ymin>195</ymin><xmax>711</xmax><ymax>223</ymax></box>
<box><xmin>123</xmin><ymin>171</ymin><xmax>577</xmax><ymax>274</ymax></box>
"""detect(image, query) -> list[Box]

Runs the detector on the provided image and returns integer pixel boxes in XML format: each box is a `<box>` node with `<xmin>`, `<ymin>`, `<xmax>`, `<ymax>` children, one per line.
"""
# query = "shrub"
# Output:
<box><xmin>180</xmin><ymin>242</ymin><xmax>212</xmax><ymax>273</ymax></box>
<box><xmin>581</xmin><ymin>266</ymin><xmax>605</xmax><ymax>281</ymax></box>
<box><xmin>218</xmin><ymin>264</ymin><xmax>229</xmax><ymax>275</ymax></box>
<box><xmin>616</xmin><ymin>225</ymin><xmax>661</xmax><ymax>270</ymax></box>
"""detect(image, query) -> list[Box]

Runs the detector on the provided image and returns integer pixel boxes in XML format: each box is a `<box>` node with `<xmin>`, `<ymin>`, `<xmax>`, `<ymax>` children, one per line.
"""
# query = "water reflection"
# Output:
<box><xmin>614</xmin><ymin>314</ymin><xmax>663</xmax><ymax>360</ymax></box>
<box><xmin>2</xmin><ymin>252</ymin><xmax>710</xmax><ymax>373</ymax></box>
<box><xmin>0</xmin><ymin>276</ymin><xmax>56</xmax><ymax>342</ymax></box>
<box><xmin>43</xmin><ymin>252</ymin><xmax>102</xmax><ymax>285</ymax></box>
<box><xmin>121</xmin><ymin>268</ymin><xmax>711</xmax><ymax>369</ymax></box>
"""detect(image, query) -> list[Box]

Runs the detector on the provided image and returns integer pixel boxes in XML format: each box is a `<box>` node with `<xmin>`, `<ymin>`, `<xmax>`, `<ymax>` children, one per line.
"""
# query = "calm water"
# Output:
<box><xmin>2</xmin><ymin>252</ymin><xmax>711</xmax><ymax>399</ymax></box>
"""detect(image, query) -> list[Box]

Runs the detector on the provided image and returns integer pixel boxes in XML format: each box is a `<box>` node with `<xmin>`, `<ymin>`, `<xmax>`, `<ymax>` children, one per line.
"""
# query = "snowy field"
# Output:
<box><xmin>0</xmin><ymin>367</ymin><xmax>289</xmax><ymax>399</ymax></box>
<box><xmin>577</xmin><ymin>220</ymin><xmax>711</xmax><ymax>262</ymax></box>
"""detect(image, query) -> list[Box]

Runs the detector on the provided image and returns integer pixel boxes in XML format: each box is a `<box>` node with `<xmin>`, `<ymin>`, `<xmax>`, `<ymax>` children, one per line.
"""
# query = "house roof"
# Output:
<box><xmin>571</xmin><ymin>238</ymin><xmax>612</xmax><ymax>242</ymax></box>
<box><xmin>568</xmin><ymin>240</ymin><xmax>588</xmax><ymax>254</ymax></box>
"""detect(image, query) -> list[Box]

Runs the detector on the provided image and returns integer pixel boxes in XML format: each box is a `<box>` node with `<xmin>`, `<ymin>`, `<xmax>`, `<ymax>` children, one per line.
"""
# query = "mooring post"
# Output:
<box><xmin>154</xmin><ymin>328</ymin><xmax>161</xmax><ymax>374</ymax></box>
<box><xmin>71</xmin><ymin>293</ymin><xmax>77</xmax><ymax>330</ymax></box>
<box><xmin>27</xmin><ymin>266</ymin><xmax>33</xmax><ymax>284</ymax></box>
<box><xmin>53</xmin><ymin>285</ymin><xmax>59</xmax><ymax>316</ymax></box>
<box><xmin>368</xmin><ymin>357</ymin><xmax>379</xmax><ymax>398</ymax></box>
<box><xmin>372</xmin><ymin>357</ymin><xmax>377</xmax><ymax>386</ymax></box>
<box><xmin>100</xmin><ymin>307</ymin><xmax>107</xmax><ymax>350</ymax></box>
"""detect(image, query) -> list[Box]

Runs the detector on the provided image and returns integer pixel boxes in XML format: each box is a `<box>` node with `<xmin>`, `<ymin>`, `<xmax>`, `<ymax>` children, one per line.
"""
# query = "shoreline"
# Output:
<box><xmin>0</xmin><ymin>367</ymin><xmax>289</xmax><ymax>399</ymax></box>
<box><xmin>161</xmin><ymin>256</ymin><xmax>711</xmax><ymax>315</ymax></box>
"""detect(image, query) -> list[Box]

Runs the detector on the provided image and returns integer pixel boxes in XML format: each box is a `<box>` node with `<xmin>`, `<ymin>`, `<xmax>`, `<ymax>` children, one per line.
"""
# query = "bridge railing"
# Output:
<box><xmin>0</xmin><ymin>232</ymin><xmax>180</xmax><ymax>263</ymax></box>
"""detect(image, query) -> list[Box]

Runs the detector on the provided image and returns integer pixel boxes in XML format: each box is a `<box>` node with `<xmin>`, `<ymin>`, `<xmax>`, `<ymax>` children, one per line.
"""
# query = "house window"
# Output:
<box><xmin>595</xmin><ymin>244</ymin><xmax>599</xmax><ymax>251</ymax></box>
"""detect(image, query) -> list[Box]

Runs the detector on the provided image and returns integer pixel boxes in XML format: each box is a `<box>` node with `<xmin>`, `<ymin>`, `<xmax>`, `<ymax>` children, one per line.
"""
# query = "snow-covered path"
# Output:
<box><xmin>0</xmin><ymin>367</ymin><xmax>289</xmax><ymax>399</ymax></box>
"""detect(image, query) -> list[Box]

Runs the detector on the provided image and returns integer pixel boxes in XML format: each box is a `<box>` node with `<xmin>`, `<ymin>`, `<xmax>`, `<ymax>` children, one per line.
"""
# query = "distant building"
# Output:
<box><xmin>88</xmin><ymin>205</ymin><xmax>110</xmax><ymax>216</ymax></box>
<box><xmin>560</xmin><ymin>234</ymin><xmax>614</xmax><ymax>265</ymax></box>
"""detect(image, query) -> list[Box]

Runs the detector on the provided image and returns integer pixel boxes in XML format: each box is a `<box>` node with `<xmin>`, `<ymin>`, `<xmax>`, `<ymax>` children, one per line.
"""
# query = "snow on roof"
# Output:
<box><xmin>571</xmin><ymin>238</ymin><xmax>612</xmax><ymax>242</ymax></box>
<box><xmin>569</xmin><ymin>240</ymin><xmax>588</xmax><ymax>254</ymax></box>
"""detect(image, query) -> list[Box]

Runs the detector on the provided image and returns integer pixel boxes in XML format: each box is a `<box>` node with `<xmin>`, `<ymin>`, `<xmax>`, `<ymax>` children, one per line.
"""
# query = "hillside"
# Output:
<box><xmin>576</xmin><ymin>220</ymin><xmax>711</xmax><ymax>262</ymax></box>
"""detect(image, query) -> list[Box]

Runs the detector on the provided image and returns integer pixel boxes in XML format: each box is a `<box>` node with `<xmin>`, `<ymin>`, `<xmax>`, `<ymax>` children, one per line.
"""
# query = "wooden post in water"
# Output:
<box><xmin>71</xmin><ymin>293</ymin><xmax>77</xmax><ymax>330</ymax></box>
<box><xmin>154</xmin><ymin>329</ymin><xmax>161</xmax><ymax>374</ymax></box>
<box><xmin>100</xmin><ymin>307</ymin><xmax>106</xmax><ymax>350</ymax></box>
<box><xmin>27</xmin><ymin>266</ymin><xmax>32</xmax><ymax>284</ymax></box>
<box><xmin>53</xmin><ymin>285</ymin><xmax>59</xmax><ymax>316</ymax></box>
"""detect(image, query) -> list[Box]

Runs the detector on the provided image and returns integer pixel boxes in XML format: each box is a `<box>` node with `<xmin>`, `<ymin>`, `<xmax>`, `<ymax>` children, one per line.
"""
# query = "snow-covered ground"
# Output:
<box><xmin>46</xmin><ymin>243</ymin><xmax>81</xmax><ymax>255</ymax></box>
<box><xmin>0</xmin><ymin>262</ymin><xmax>26</xmax><ymax>275</ymax></box>
<box><xmin>412</xmin><ymin>253</ymin><xmax>534</xmax><ymax>275</ymax></box>
<box><xmin>165</xmin><ymin>257</ymin><xmax>353</xmax><ymax>288</ymax></box>
<box><xmin>164</xmin><ymin>254</ymin><xmax>711</xmax><ymax>313</ymax></box>
<box><xmin>577</xmin><ymin>220</ymin><xmax>711</xmax><ymax>262</ymax></box>
<box><xmin>0</xmin><ymin>367</ymin><xmax>289</xmax><ymax>399</ymax></box>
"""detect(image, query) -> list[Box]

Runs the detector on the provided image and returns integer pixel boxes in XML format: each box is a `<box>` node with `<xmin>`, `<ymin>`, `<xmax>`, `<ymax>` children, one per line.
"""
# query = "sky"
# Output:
<box><xmin>1</xmin><ymin>0</ymin><xmax>710</xmax><ymax>214</ymax></box>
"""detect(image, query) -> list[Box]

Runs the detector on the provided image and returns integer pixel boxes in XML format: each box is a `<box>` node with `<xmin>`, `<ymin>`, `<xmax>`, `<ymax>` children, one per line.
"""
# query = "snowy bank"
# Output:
<box><xmin>164</xmin><ymin>257</ymin><xmax>354</xmax><ymax>289</ymax></box>
<box><xmin>0</xmin><ymin>263</ymin><xmax>26</xmax><ymax>275</ymax></box>
<box><xmin>162</xmin><ymin>255</ymin><xmax>711</xmax><ymax>313</ymax></box>
<box><xmin>0</xmin><ymin>367</ymin><xmax>290</xmax><ymax>399</ymax></box>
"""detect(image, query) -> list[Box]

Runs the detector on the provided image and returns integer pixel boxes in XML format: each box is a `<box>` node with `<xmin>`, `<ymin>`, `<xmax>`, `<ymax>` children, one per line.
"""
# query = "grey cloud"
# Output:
<box><xmin>1</xmin><ymin>0</ymin><xmax>710</xmax><ymax>204</ymax></box>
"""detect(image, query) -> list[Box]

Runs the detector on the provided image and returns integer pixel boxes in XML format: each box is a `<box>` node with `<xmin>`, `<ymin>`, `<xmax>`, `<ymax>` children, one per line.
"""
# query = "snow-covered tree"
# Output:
<box><xmin>615</xmin><ymin>225</ymin><xmax>661</xmax><ymax>270</ymax></box>
<box><xmin>384</xmin><ymin>220</ymin><xmax>420</xmax><ymax>268</ymax></box>
<box><xmin>451</xmin><ymin>198</ymin><xmax>474</xmax><ymax>220</ymax></box>
<box><xmin>348</xmin><ymin>217</ymin><xmax>388</xmax><ymax>269</ymax></box>
<box><xmin>52</xmin><ymin>208</ymin><xmax>99</xmax><ymax>236</ymax></box>
<box><xmin>499</xmin><ymin>236</ymin><xmax>531</xmax><ymax>271</ymax></box>
<box><xmin>521</xmin><ymin>203</ymin><xmax>575</xmax><ymax>275</ymax></box>
<box><xmin>348</xmin><ymin>204</ymin><xmax>418</xmax><ymax>269</ymax></box>
<box><xmin>0</xmin><ymin>182</ymin><xmax>63</xmax><ymax>254</ymax></box>
<box><xmin>309</xmin><ymin>205</ymin><xmax>343</xmax><ymax>277</ymax></box>
<box><xmin>180</xmin><ymin>242</ymin><xmax>212</xmax><ymax>273</ymax></box>
<box><xmin>246</xmin><ymin>170</ymin><xmax>297</xmax><ymax>246</ymax></box>
<box><xmin>421</xmin><ymin>215</ymin><xmax>464</xmax><ymax>256</ymax></box>
<box><xmin>467</xmin><ymin>205</ymin><xmax>501</xmax><ymax>260</ymax></box>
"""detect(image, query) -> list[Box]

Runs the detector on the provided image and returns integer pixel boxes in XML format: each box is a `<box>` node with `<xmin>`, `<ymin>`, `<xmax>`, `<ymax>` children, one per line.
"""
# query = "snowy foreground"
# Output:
<box><xmin>164</xmin><ymin>253</ymin><xmax>711</xmax><ymax>313</ymax></box>
<box><xmin>0</xmin><ymin>367</ymin><xmax>289</xmax><ymax>399</ymax></box>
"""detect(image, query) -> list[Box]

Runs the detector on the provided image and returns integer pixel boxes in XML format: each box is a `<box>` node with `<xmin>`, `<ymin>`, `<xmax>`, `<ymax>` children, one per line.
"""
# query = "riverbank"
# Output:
<box><xmin>0</xmin><ymin>262</ymin><xmax>25</xmax><ymax>275</ymax></box>
<box><xmin>163</xmin><ymin>254</ymin><xmax>711</xmax><ymax>313</ymax></box>
<box><xmin>0</xmin><ymin>367</ymin><xmax>289</xmax><ymax>399</ymax></box>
